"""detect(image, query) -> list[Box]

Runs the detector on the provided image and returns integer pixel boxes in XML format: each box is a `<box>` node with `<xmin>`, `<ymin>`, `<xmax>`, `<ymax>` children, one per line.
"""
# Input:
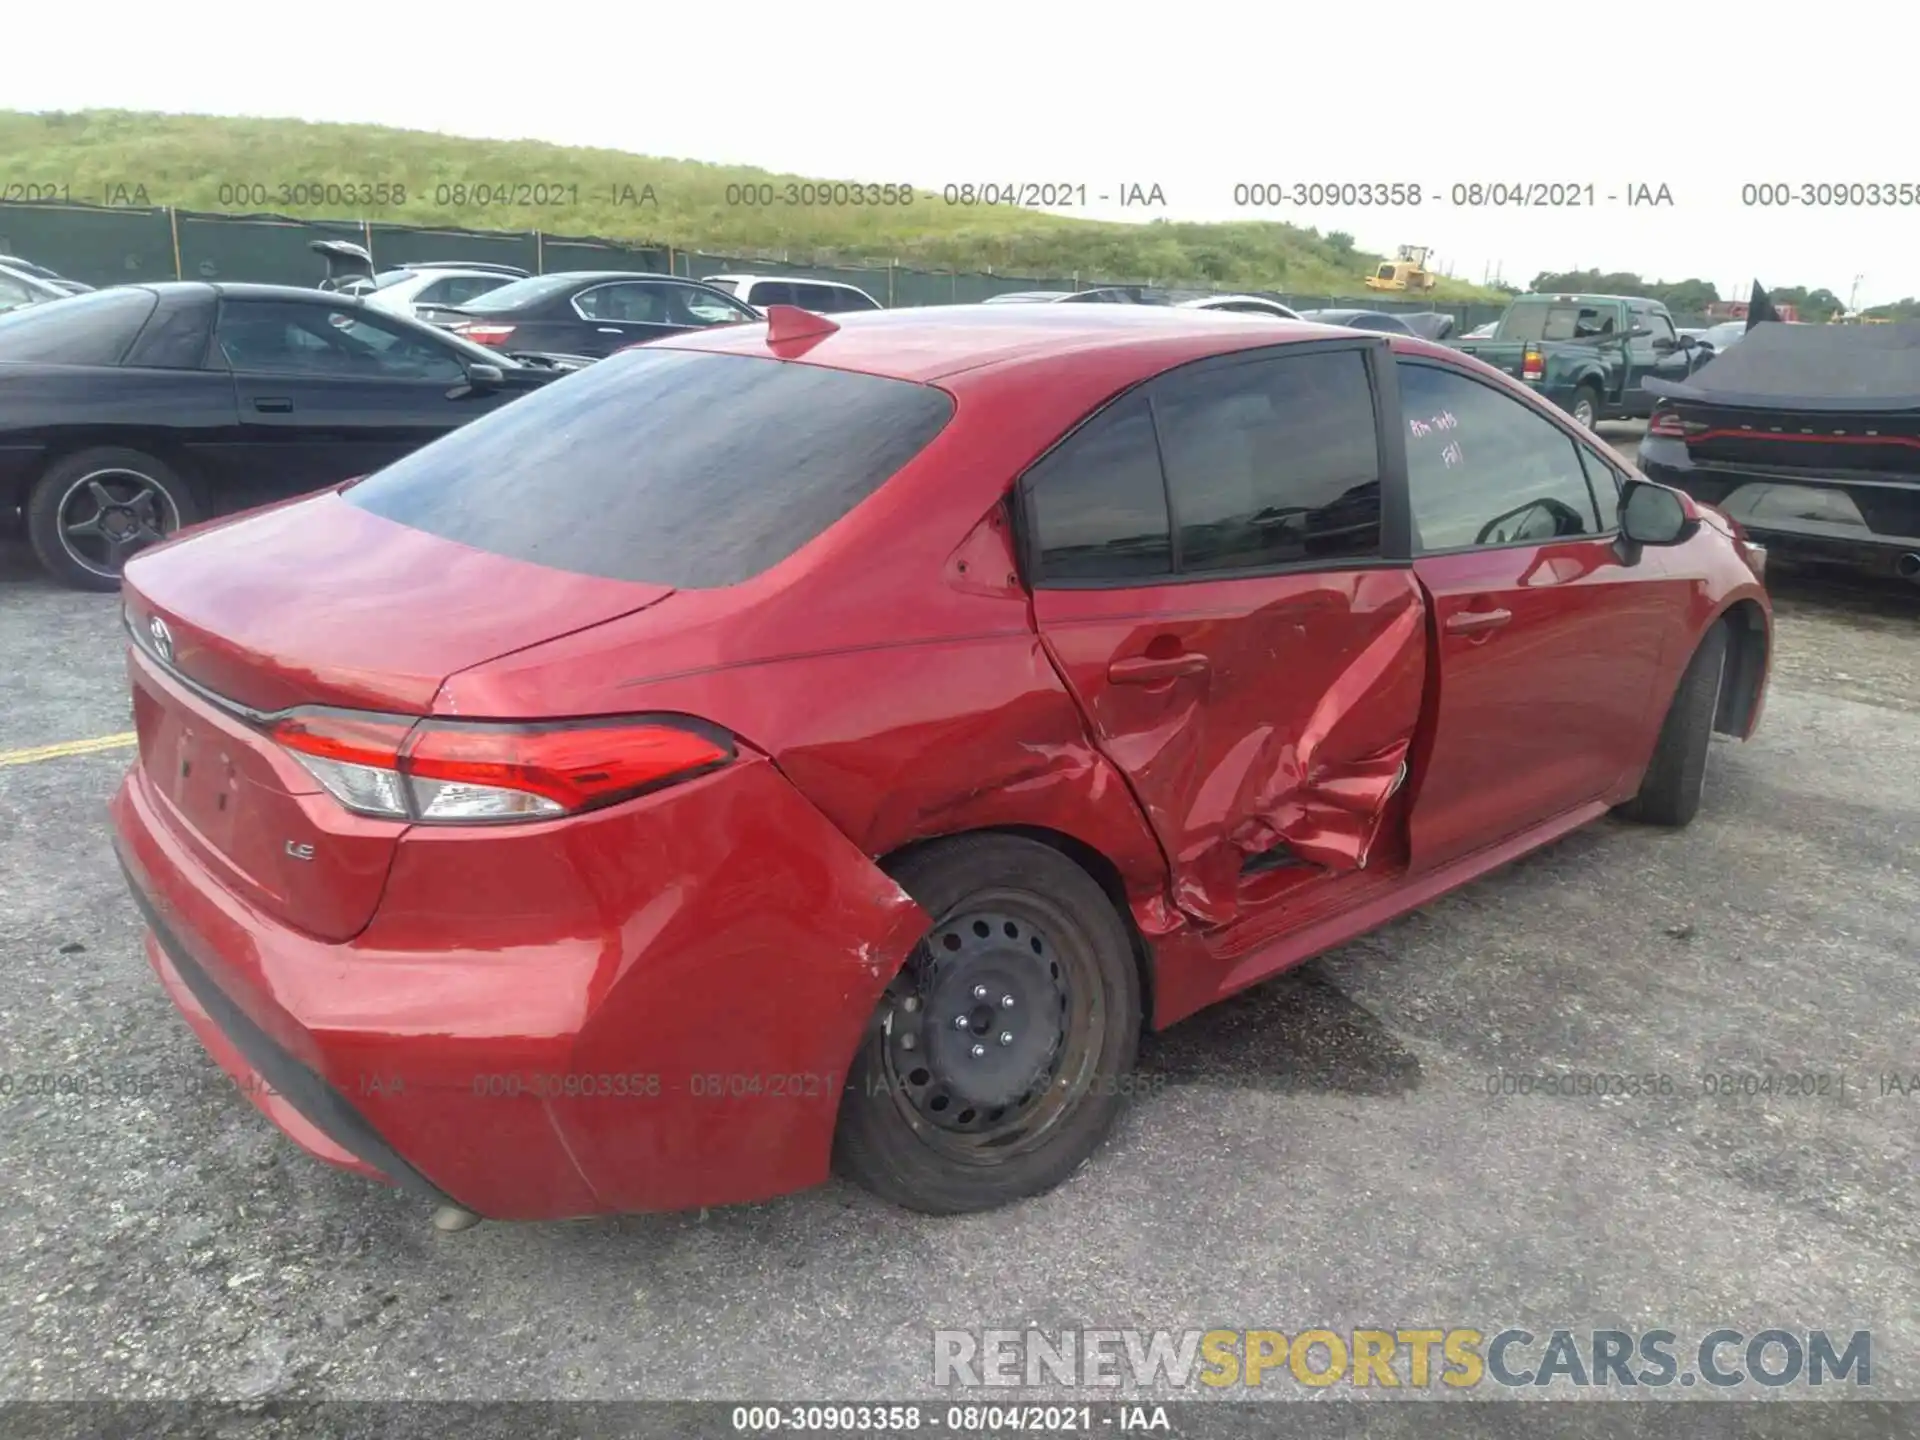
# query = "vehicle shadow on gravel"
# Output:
<box><xmin>1135</xmin><ymin>961</ymin><xmax>1422</xmax><ymax>1100</ymax></box>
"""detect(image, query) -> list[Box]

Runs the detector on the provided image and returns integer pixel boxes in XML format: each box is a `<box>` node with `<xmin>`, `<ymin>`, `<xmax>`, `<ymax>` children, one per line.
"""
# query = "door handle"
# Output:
<box><xmin>1445</xmin><ymin>608</ymin><xmax>1512</xmax><ymax>634</ymax></box>
<box><xmin>252</xmin><ymin>397</ymin><xmax>293</xmax><ymax>413</ymax></box>
<box><xmin>1108</xmin><ymin>652</ymin><xmax>1210</xmax><ymax>684</ymax></box>
<box><xmin>595</xmin><ymin>327</ymin><xmax>623</xmax><ymax>334</ymax></box>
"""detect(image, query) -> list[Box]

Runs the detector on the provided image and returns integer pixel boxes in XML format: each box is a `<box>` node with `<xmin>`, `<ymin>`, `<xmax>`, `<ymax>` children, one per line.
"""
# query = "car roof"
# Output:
<box><xmin>1183</xmin><ymin>295</ymin><xmax>1291</xmax><ymax>307</ymax></box>
<box><xmin>1515</xmin><ymin>292</ymin><xmax>1662</xmax><ymax>306</ymax></box>
<box><xmin>386</xmin><ymin>264</ymin><xmax>525</xmax><ymax>277</ymax></box>
<box><xmin>131</xmin><ymin>282</ymin><xmax>349</xmax><ymax>303</ymax></box>
<box><xmin>532</xmin><ymin>270</ymin><xmax>682</xmax><ymax>283</ymax></box>
<box><xmin>650</xmin><ymin>302</ymin><xmax>1405</xmax><ymax>384</ymax></box>
<box><xmin>707</xmin><ymin>273</ymin><xmax>870</xmax><ymax>290</ymax></box>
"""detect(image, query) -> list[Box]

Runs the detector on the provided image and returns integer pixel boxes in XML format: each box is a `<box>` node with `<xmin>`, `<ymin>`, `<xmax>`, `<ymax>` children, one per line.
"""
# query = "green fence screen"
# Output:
<box><xmin>1</xmin><ymin>199</ymin><xmax>1560</xmax><ymax>329</ymax></box>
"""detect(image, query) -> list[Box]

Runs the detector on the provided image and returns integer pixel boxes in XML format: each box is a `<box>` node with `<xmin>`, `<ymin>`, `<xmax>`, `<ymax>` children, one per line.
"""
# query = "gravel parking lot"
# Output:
<box><xmin>3</xmin><ymin>420</ymin><xmax>1916</xmax><ymax>1413</ymax></box>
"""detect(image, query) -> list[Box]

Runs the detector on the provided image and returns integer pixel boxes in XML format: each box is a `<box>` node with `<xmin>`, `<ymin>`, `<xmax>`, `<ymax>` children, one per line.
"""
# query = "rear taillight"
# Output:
<box><xmin>1648</xmin><ymin>405</ymin><xmax>1687</xmax><ymax>438</ymax></box>
<box><xmin>460</xmin><ymin>323</ymin><xmax>516</xmax><ymax>347</ymax></box>
<box><xmin>1521</xmin><ymin>347</ymin><xmax>1544</xmax><ymax>381</ymax></box>
<box><xmin>269</xmin><ymin>711</ymin><xmax>733</xmax><ymax>823</ymax></box>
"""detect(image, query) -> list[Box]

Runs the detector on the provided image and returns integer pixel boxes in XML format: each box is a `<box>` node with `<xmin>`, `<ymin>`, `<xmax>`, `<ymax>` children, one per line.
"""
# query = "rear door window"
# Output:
<box><xmin>574</xmin><ymin>282</ymin><xmax>667</xmax><ymax>323</ymax></box>
<box><xmin>345</xmin><ymin>348</ymin><xmax>956</xmax><ymax>587</ymax></box>
<box><xmin>1024</xmin><ymin>392</ymin><xmax>1173</xmax><ymax>581</ymax></box>
<box><xmin>1152</xmin><ymin>349</ymin><xmax>1382</xmax><ymax>570</ymax></box>
<box><xmin>666</xmin><ymin>283</ymin><xmax>755</xmax><ymax>325</ymax></box>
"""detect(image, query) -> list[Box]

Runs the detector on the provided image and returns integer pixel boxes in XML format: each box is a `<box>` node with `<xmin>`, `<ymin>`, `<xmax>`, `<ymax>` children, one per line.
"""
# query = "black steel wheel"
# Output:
<box><xmin>27</xmin><ymin>447</ymin><xmax>197</xmax><ymax>592</ymax></box>
<box><xmin>835</xmin><ymin>834</ymin><xmax>1142</xmax><ymax>1214</ymax></box>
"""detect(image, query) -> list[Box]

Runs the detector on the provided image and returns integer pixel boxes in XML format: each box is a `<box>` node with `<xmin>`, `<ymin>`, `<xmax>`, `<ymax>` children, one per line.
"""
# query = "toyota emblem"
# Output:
<box><xmin>148</xmin><ymin>614</ymin><xmax>174</xmax><ymax>665</ymax></box>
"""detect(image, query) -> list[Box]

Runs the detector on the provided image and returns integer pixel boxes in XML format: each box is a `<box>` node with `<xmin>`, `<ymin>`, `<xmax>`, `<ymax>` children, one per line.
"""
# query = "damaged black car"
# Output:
<box><xmin>1641</xmin><ymin>321</ymin><xmax>1920</xmax><ymax>583</ymax></box>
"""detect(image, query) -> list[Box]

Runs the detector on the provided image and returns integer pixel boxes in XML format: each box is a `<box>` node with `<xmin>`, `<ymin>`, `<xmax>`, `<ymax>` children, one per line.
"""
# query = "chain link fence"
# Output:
<box><xmin>1</xmin><ymin>200</ymin><xmax>1518</xmax><ymax>328</ymax></box>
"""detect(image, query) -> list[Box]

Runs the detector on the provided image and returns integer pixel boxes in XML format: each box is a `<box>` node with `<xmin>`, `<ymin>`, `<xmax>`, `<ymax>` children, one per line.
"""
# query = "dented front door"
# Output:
<box><xmin>1032</xmin><ymin>568</ymin><xmax>1427</xmax><ymax>928</ymax></box>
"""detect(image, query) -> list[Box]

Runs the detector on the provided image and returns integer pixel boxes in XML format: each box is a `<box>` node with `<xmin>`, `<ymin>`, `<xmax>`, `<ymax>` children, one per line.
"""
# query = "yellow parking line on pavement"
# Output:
<box><xmin>0</xmin><ymin>733</ymin><xmax>138</xmax><ymax>767</ymax></box>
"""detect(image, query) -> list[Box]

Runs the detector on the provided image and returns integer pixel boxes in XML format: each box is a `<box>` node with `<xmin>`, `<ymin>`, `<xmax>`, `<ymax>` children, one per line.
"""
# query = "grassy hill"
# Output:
<box><xmin>0</xmin><ymin>110</ymin><xmax>1501</xmax><ymax>300</ymax></box>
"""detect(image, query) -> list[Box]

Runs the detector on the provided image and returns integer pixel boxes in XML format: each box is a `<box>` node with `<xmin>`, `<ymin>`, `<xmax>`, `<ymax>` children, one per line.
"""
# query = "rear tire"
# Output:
<box><xmin>1616</xmin><ymin>623</ymin><xmax>1729</xmax><ymax>828</ymax></box>
<box><xmin>27</xmin><ymin>447</ymin><xmax>198</xmax><ymax>592</ymax></box>
<box><xmin>834</xmin><ymin>835</ymin><xmax>1142</xmax><ymax>1215</ymax></box>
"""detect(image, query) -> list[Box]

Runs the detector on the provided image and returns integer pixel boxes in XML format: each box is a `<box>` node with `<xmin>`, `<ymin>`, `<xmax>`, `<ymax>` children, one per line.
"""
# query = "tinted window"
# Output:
<box><xmin>0</xmin><ymin>288</ymin><xmax>157</xmax><ymax>364</ymax></box>
<box><xmin>1153</xmin><ymin>351</ymin><xmax>1381</xmax><ymax>570</ymax></box>
<box><xmin>123</xmin><ymin>299</ymin><xmax>214</xmax><ymax>369</ymax></box>
<box><xmin>751</xmin><ymin>281</ymin><xmax>796</xmax><ymax>307</ymax></box>
<box><xmin>1500</xmin><ymin>302</ymin><xmax>1618</xmax><ymax>342</ymax></box>
<box><xmin>668</xmin><ymin>283</ymin><xmax>754</xmax><ymax>325</ymax></box>
<box><xmin>1397</xmin><ymin>361</ymin><xmax>1604</xmax><ymax>551</ymax></box>
<box><xmin>790</xmin><ymin>283</ymin><xmax>876</xmax><ymax>313</ymax></box>
<box><xmin>575</xmin><ymin>282</ymin><xmax>667</xmax><ymax>323</ymax></box>
<box><xmin>415</xmin><ymin>274</ymin><xmax>512</xmax><ymax>307</ymax></box>
<box><xmin>214</xmin><ymin>300</ymin><xmax>465</xmax><ymax>380</ymax></box>
<box><xmin>347</xmin><ymin>348</ymin><xmax>955</xmax><ymax>588</ymax></box>
<box><xmin>1025</xmin><ymin>392</ymin><xmax>1172</xmax><ymax>581</ymax></box>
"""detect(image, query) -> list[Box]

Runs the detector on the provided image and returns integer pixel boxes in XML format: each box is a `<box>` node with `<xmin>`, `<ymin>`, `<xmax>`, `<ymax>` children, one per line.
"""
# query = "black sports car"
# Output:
<box><xmin>1642</xmin><ymin>320</ymin><xmax>1920</xmax><ymax>582</ymax></box>
<box><xmin>433</xmin><ymin>271</ymin><xmax>759</xmax><ymax>358</ymax></box>
<box><xmin>0</xmin><ymin>282</ymin><xmax>573</xmax><ymax>590</ymax></box>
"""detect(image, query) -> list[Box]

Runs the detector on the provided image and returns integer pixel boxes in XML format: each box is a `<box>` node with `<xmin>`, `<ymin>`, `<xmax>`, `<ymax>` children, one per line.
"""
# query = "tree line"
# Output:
<box><xmin>1520</xmin><ymin>270</ymin><xmax>1918</xmax><ymax>320</ymax></box>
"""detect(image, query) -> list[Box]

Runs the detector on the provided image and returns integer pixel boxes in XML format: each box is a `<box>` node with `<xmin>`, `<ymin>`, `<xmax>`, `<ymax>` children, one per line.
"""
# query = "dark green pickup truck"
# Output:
<box><xmin>1452</xmin><ymin>293</ymin><xmax>1710</xmax><ymax>428</ymax></box>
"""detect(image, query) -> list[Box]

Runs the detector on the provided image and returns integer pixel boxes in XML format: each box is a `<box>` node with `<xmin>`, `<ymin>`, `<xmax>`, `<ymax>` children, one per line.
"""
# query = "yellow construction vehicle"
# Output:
<box><xmin>1365</xmin><ymin>245</ymin><xmax>1438</xmax><ymax>292</ymax></box>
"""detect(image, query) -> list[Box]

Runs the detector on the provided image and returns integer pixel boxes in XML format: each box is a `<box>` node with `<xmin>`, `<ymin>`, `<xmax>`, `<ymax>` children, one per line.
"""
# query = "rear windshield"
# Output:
<box><xmin>1498</xmin><ymin>302</ymin><xmax>1619</xmax><ymax>343</ymax></box>
<box><xmin>345</xmin><ymin>347</ymin><xmax>956</xmax><ymax>588</ymax></box>
<box><xmin>0</xmin><ymin>287</ymin><xmax>158</xmax><ymax>364</ymax></box>
<box><xmin>702</xmin><ymin>277</ymin><xmax>740</xmax><ymax>295</ymax></box>
<box><xmin>458</xmin><ymin>274</ymin><xmax>590</xmax><ymax>313</ymax></box>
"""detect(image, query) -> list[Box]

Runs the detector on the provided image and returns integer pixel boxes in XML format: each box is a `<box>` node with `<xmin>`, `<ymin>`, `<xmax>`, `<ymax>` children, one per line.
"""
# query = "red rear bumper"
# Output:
<box><xmin>109</xmin><ymin>752</ymin><xmax>927</xmax><ymax>1220</ymax></box>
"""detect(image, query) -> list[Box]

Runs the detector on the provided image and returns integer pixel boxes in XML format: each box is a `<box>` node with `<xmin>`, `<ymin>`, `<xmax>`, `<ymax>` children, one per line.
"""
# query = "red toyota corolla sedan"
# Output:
<box><xmin>109</xmin><ymin>303</ymin><xmax>1772</xmax><ymax>1225</ymax></box>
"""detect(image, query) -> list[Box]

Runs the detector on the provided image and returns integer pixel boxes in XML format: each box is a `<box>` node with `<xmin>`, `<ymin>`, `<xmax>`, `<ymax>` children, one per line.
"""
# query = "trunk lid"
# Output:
<box><xmin>122</xmin><ymin>490</ymin><xmax>675</xmax><ymax>714</ymax></box>
<box><xmin>119</xmin><ymin>492</ymin><xmax>676</xmax><ymax>940</ymax></box>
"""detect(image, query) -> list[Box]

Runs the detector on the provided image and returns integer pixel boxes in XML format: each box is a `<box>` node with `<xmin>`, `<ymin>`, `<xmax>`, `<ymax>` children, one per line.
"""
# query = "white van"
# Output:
<box><xmin>702</xmin><ymin>274</ymin><xmax>883</xmax><ymax>314</ymax></box>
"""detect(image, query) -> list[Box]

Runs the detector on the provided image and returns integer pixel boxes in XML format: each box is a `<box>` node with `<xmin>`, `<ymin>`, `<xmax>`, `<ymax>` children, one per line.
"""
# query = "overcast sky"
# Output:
<box><xmin>12</xmin><ymin>0</ymin><xmax>1907</xmax><ymax>304</ymax></box>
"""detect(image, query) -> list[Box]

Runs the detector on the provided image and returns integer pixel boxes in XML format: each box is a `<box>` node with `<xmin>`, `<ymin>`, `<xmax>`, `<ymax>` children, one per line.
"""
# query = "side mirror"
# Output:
<box><xmin>446</xmin><ymin>360</ymin><xmax>503</xmax><ymax>399</ymax></box>
<box><xmin>1619</xmin><ymin>478</ymin><xmax>1699</xmax><ymax>547</ymax></box>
